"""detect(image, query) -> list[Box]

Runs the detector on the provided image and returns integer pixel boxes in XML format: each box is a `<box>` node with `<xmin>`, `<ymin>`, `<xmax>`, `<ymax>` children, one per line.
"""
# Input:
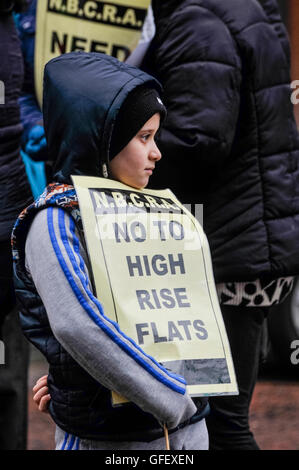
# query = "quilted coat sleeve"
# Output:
<box><xmin>147</xmin><ymin>5</ymin><xmax>242</xmax><ymax>186</ymax></box>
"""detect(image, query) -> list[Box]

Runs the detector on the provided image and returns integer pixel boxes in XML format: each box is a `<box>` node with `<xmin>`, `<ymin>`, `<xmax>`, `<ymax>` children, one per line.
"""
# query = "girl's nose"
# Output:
<box><xmin>150</xmin><ymin>141</ymin><xmax>162</xmax><ymax>161</ymax></box>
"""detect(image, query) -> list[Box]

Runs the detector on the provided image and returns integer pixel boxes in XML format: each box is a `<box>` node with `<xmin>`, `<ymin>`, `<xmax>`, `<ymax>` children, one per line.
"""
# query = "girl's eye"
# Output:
<box><xmin>140</xmin><ymin>133</ymin><xmax>151</xmax><ymax>142</ymax></box>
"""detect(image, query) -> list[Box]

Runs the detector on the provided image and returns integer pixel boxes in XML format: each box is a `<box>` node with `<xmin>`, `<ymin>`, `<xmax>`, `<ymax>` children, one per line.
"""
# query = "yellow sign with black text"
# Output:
<box><xmin>35</xmin><ymin>0</ymin><xmax>151</xmax><ymax>106</ymax></box>
<box><xmin>72</xmin><ymin>176</ymin><xmax>238</xmax><ymax>398</ymax></box>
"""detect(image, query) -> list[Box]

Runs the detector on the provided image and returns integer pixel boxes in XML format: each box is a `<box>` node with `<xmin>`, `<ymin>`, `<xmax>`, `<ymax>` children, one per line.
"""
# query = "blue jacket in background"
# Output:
<box><xmin>15</xmin><ymin>0</ymin><xmax>48</xmax><ymax>198</ymax></box>
<box><xmin>15</xmin><ymin>0</ymin><xmax>41</xmax><ymax>144</ymax></box>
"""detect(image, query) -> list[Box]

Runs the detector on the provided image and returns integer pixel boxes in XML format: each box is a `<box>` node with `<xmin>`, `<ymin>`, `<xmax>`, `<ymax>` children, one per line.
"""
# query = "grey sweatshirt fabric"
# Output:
<box><xmin>25</xmin><ymin>207</ymin><xmax>197</xmax><ymax>432</ymax></box>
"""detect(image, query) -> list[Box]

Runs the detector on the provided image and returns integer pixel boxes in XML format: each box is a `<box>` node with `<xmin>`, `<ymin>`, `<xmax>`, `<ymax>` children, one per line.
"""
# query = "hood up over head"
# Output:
<box><xmin>43</xmin><ymin>52</ymin><xmax>163</xmax><ymax>184</ymax></box>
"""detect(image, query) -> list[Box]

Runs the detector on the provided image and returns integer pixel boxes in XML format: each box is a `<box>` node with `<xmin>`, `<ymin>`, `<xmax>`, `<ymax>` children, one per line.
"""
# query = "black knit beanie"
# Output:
<box><xmin>109</xmin><ymin>86</ymin><xmax>166</xmax><ymax>160</ymax></box>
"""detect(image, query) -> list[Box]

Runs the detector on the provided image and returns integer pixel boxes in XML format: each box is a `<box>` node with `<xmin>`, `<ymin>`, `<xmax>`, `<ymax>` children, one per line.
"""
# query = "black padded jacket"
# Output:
<box><xmin>143</xmin><ymin>0</ymin><xmax>299</xmax><ymax>283</ymax></box>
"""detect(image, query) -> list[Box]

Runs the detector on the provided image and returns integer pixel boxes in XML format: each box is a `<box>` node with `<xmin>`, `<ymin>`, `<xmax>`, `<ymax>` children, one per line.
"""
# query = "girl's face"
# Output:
<box><xmin>109</xmin><ymin>113</ymin><xmax>162</xmax><ymax>189</ymax></box>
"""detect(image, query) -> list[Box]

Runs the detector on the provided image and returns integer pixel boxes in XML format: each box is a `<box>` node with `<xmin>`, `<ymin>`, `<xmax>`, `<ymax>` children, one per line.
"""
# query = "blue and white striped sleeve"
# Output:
<box><xmin>25</xmin><ymin>207</ymin><xmax>197</xmax><ymax>429</ymax></box>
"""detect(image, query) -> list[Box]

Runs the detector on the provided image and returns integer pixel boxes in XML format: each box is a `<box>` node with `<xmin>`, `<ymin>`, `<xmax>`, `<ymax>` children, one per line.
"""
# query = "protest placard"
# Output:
<box><xmin>72</xmin><ymin>175</ymin><xmax>238</xmax><ymax>398</ymax></box>
<box><xmin>35</xmin><ymin>0</ymin><xmax>150</xmax><ymax>106</ymax></box>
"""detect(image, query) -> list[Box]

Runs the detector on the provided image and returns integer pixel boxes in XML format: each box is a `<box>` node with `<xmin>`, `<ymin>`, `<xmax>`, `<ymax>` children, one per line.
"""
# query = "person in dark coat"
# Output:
<box><xmin>0</xmin><ymin>0</ymin><xmax>33</xmax><ymax>450</ymax></box>
<box><xmin>141</xmin><ymin>0</ymin><xmax>299</xmax><ymax>450</ymax></box>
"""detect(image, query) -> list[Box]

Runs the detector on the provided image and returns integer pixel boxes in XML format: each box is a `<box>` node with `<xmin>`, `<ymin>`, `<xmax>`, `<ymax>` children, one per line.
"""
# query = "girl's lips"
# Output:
<box><xmin>145</xmin><ymin>169</ymin><xmax>153</xmax><ymax>174</ymax></box>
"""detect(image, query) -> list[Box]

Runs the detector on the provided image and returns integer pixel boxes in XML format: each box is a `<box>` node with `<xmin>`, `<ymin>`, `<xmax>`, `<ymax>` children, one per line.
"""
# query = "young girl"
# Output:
<box><xmin>12</xmin><ymin>52</ymin><xmax>209</xmax><ymax>450</ymax></box>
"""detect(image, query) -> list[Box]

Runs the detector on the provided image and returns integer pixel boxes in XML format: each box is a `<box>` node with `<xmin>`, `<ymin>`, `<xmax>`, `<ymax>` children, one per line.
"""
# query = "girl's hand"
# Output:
<box><xmin>32</xmin><ymin>375</ymin><xmax>51</xmax><ymax>413</ymax></box>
